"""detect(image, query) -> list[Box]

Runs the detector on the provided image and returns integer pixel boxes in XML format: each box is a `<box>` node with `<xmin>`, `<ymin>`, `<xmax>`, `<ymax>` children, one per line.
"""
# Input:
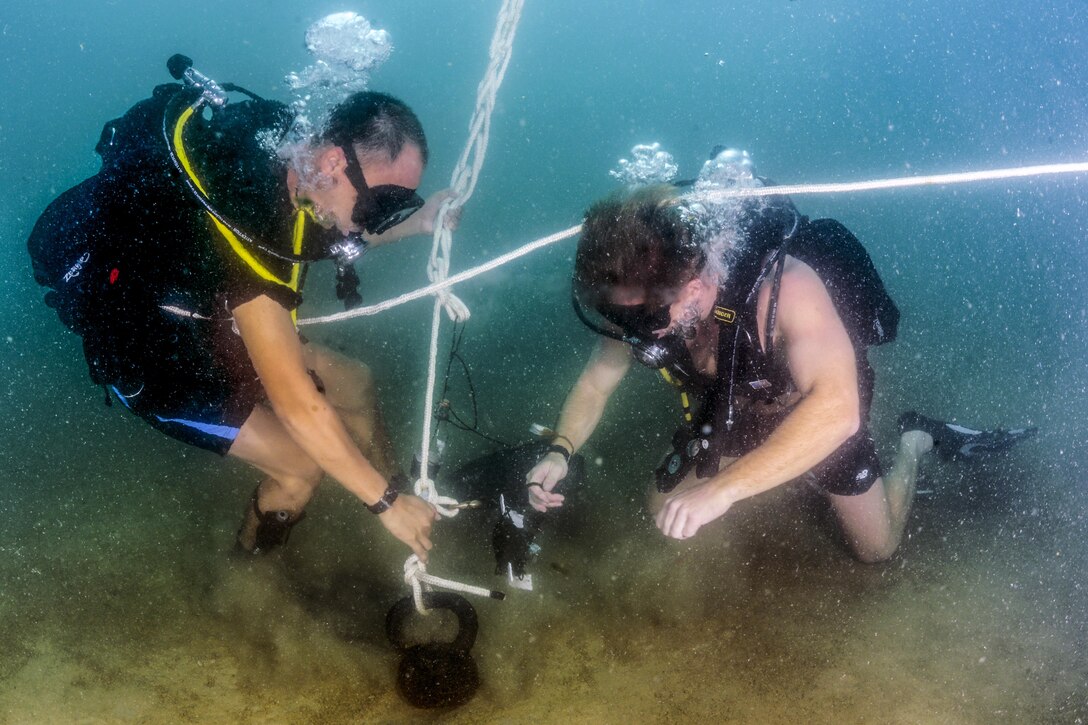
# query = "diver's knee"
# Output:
<box><xmin>308</xmin><ymin>343</ymin><xmax>373</xmax><ymax>385</ymax></box>
<box><xmin>282</xmin><ymin>452</ymin><xmax>323</xmax><ymax>486</ymax></box>
<box><xmin>325</xmin><ymin>359</ymin><xmax>377</xmax><ymax>409</ymax></box>
<box><xmin>266</xmin><ymin>464</ymin><xmax>323</xmax><ymax>506</ymax></box>
<box><xmin>850</xmin><ymin>537</ymin><xmax>899</xmax><ymax>564</ymax></box>
<box><xmin>345</xmin><ymin>360</ymin><xmax>376</xmax><ymax>398</ymax></box>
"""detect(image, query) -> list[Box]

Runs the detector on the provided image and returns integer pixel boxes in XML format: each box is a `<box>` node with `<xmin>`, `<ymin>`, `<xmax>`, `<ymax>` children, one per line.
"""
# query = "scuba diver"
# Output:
<box><xmin>27</xmin><ymin>56</ymin><xmax>456</xmax><ymax>559</ymax></box>
<box><xmin>526</xmin><ymin>150</ymin><xmax>1036</xmax><ymax>562</ymax></box>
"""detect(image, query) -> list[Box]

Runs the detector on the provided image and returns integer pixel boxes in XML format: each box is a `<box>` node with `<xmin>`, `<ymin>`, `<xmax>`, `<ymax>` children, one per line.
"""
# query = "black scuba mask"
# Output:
<box><xmin>571</xmin><ymin>284</ymin><xmax>689</xmax><ymax>374</ymax></box>
<box><xmin>596</xmin><ymin>300</ymin><xmax>673</xmax><ymax>338</ymax></box>
<box><xmin>340</xmin><ymin>144</ymin><xmax>425</xmax><ymax>235</ymax></box>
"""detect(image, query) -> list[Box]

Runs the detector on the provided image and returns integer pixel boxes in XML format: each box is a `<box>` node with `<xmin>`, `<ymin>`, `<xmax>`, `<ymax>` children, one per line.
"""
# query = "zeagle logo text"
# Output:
<box><xmin>62</xmin><ymin>252</ymin><xmax>91</xmax><ymax>284</ymax></box>
<box><xmin>713</xmin><ymin>306</ymin><xmax>736</xmax><ymax>324</ymax></box>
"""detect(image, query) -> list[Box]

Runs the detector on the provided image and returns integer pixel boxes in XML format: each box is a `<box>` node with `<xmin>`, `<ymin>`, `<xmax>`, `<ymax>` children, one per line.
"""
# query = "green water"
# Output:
<box><xmin>1</xmin><ymin>1</ymin><xmax>1085</xmax><ymax>721</ymax></box>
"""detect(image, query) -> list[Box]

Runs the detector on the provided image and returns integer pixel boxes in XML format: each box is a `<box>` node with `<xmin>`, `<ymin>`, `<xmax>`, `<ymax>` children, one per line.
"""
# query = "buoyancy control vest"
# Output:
<box><xmin>27</xmin><ymin>70</ymin><xmax>332</xmax><ymax>391</ymax></box>
<box><xmin>655</xmin><ymin>203</ymin><xmax>899</xmax><ymax>490</ymax></box>
<box><xmin>27</xmin><ymin>83</ymin><xmax>203</xmax><ymax>387</ymax></box>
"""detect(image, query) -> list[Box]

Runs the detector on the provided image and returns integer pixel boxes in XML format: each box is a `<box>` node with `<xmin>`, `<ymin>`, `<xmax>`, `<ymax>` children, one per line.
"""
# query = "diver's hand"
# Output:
<box><xmin>655</xmin><ymin>479</ymin><xmax>736</xmax><ymax>540</ymax></box>
<box><xmin>378</xmin><ymin>493</ymin><xmax>440</xmax><ymax>562</ymax></box>
<box><xmin>414</xmin><ymin>188</ymin><xmax>462</xmax><ymax>236</ymax></box>
<box><xmin>527</xmin><ymin>452</ymin><xmax>568</xmax><ymax>512</ymax></box>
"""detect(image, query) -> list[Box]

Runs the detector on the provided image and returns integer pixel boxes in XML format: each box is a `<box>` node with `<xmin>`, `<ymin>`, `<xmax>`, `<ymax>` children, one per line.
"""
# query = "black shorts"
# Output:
<box><xmin>799</xmin><ymin>426</ymin><xmax>883</xmax><ymax>496</ymax></box>
<box><xmin>110</xmin><ymin>371</ymin><xmax>264</xmax><ymax>456</ymax></box>
<box><xmin>708</xmin><ymin>360</ymin><xmax>882</xmax><ymax>496</ymax></box>
<box><xmin>669</xmin><ymin>425</ymin><xmax>883</xmax><ymax>497</ymax></box>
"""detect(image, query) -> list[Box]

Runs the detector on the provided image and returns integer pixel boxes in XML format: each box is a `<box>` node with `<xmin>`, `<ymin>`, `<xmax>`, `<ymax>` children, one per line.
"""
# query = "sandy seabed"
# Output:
<box><xmin>0</xmin><ymin>411</ymin><xmax>1084</xmax><ymax>725</ymax></box>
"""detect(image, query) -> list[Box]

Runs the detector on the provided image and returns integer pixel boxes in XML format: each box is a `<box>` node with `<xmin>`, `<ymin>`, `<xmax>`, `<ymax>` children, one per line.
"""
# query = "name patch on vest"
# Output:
<box><xmin>713</xmin><ymin>306</ymin><xmax>736</xmax><ymax>324</ymax></box>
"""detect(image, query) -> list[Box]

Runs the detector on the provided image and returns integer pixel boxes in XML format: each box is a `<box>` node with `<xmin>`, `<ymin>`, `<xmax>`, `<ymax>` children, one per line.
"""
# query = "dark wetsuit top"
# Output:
<box><xmin>695</xmin><ymin>313</ymin><xmax>881</xmax><ymax>496</ymax></box>
<box><xmin>687</xmin><ymin>218</ymin><xmax>884</xmax><ymax>496</ymax></box>
<box><xmin>109</xmin><ymin>98</ymin><xmax>336</xmax><ymax>454</ymax></box>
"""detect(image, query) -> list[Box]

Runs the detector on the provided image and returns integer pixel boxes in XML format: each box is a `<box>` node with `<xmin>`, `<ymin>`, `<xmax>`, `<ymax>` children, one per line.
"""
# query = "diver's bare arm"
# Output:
<box><xmin>234</xmin><ymin>297</ymin><xmax>394</xmax><ymax>502</ymax></box>
<box><xmin>655</xmin><ymin>261</ymin><xmax>861</xmax><ymax>538</ymax></box>
<box><xmin>552</xmin><ymin>337</ymin><xmax>632</xmax><ymax>453</ymax></box>
<box><xmin>234</xmin><ymin>296</ymin><xmax>437</xmax><ymax>558</ymax></box>
<box><xmin>527</xmin><ymin>337</ymin><xmax>630</xmax><ymax>508</ymax></box>
<box><xmin>712</xmin><ymin>260</ymin><xmax>861</xmax><ymax>500</ymax></box>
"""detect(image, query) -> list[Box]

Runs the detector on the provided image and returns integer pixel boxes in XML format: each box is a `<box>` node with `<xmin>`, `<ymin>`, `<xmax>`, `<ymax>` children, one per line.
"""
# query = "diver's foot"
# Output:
<box><xmin>234</xmin><ymin>488</ymin><xmax>306</xmax><ymax>555</ymax></box>
<box><xmin>897</xmin><ymin>411</ymin><xmax>1037</xmax><ymax>462</ymax></box>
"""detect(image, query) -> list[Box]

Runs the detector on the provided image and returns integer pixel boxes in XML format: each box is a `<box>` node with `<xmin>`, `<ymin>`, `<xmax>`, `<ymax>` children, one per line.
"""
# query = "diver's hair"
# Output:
<box><xmin>321</xmin><ymin>91</ymin><xmax>429</xmax><ymax>166</ymax></box>
<box><xmin>575</xmin><ymin>185</ymin><xmax>705</xmax><ymax>302</ymax></box>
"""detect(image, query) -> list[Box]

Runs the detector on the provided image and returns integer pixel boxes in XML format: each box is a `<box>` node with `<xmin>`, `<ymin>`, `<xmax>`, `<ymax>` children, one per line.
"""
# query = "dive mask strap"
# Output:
<box><xmin>340</xmin><ymin>143</ymin><xmax>370</xmax><ymax>196</ymax></box>
<box><xmin>571</xmin><ymin>285</ymin><xmax>627</xmax><ymax>345</ymax></box>
<box><xmin>338</xmin><ymin>143</ymin><xmax>378</xmax><ymax>232</ymax></box>
<box><xmin>570</xmin><ymin>284</ymin><xmax>690</xmax><ymax>376</ymax></box>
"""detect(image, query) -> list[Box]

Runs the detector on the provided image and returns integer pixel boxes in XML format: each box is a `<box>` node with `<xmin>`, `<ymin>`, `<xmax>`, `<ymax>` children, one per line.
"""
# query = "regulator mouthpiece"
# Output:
<box><xmin>167</xmin><ymin>53</ymin><xmax>228</xmax><ymax>107</ymax></box>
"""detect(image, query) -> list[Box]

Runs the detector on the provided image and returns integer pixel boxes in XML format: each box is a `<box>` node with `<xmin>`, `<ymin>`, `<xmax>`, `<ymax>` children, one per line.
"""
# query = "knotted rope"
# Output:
<box><xmin>413</xmin><ymin>0</ymin><xmax>525</xmax><ymax>514</ymax></box>
<box><xmin>404</xmin><ymin>555</ymin><xmax>504</xmax><ymax>615</ymax></box>
<box><xmin>404</xmin><ymin>0</ymin><xmax>526</xmax><ymax>610</ymax></box>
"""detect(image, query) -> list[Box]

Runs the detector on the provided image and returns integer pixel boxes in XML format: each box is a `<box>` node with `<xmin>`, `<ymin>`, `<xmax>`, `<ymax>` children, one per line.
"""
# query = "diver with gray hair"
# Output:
<box><xmin>526</xmin><ymin>147</ymin><xmax>1035</xmax><ymax>562</ymax></box>
<box><xmin>28</xmin><ymin>55</ymin><xmax>458</xmax><ymax>562</ymax></box>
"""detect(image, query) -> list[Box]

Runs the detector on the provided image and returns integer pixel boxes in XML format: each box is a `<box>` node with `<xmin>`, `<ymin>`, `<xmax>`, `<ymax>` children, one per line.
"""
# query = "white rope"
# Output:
<box><xmin>414</xmin><ymin>0</ymin><xmax>524</xmax><ymax>515</ymax></box>
<box><xmin>404</xmin><ymin>555</ymin><xmax>500</xmax><ymax>614</ymax></box>
<box><xmin>412</xmin><ymin>299</ymin><xmax>463</xmax><ymax>519</ymax></box>
<box><xmin>298</xmin><ymin>160</ymin><xmax>1088</xmax><ymax>327</ymax></box>
<box><xmin>684</xmin><ymin>160</ymin><xmax>1088</xmax><ymax>202</ymax></box>
<box><xmin>402</xmin><ymin>0</ymin><xmax>525</xmax><ymax>612</ymax></box>
<box><xmin>297</xmin><ymin>222</ymin><xmax>581</xmax><ymax>325</ymax></box>
<box><xmin>426</xmin><ymin>0</ymin><xmax>525</xmax><ymax>325</ymax></box>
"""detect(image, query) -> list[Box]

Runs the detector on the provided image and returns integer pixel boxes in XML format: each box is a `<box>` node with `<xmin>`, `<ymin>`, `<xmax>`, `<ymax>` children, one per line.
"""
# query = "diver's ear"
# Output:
<box><xmin>680</xmin><ymin>274</ymin><xmax>707</xmax><ymax>303</ymax></box>
<box><xmin>318</xmin><ymin>145</ymin><xmax>346</xmax><ymax>175</ymax></box>
<box><xmin>667</xmin><ymin>277</ymin><xmax>701</xmax><ymax>319</ymax></box>
<box><xmin>679</xmin><ymin>272</ymin><xmax>716</xmax><ymax>317</ymax></box>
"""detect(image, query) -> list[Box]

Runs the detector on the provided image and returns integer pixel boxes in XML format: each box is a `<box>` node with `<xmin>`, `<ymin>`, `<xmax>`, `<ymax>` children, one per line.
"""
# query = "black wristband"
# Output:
<box><xmin>546</xmin><ymin>443</ymin><xmax>571</xmax><ymax>463</ymax></box>
<box><xmin>366</xmin><ymin>486</ymin><xmax>399</xmax><ymax>514</ymax></box>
